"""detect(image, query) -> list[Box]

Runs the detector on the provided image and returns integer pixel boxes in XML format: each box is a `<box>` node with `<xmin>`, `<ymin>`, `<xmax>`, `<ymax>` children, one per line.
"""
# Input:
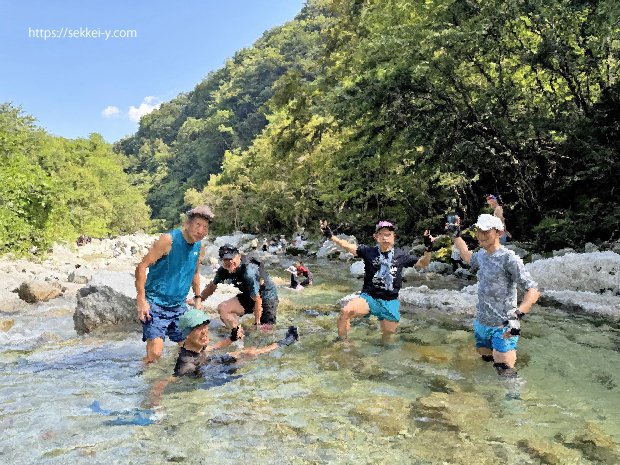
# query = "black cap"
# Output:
<box><xmin>218</xmin><ymin>244</ymin><xmax>240</xmax><ymax>259</ymax></box>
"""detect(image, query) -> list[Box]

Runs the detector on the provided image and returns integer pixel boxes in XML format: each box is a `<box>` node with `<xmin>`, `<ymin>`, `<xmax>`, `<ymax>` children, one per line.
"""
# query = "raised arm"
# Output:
<box><xmin>320</xmin><ymin>220</ymin><xmax>358</xmax><ymax>256</ymax></box>
<box><xmin>413</xmin><ymin>230</ymin><xmax>433</xmax><ymax>270</ymax></box>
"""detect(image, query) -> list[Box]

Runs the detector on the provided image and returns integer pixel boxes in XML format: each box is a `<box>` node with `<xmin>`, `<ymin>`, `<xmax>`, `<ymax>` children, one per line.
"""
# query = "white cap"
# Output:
<box><xmin>475</xmin><ymin>214</ymin><xmax>504</xmax><ymax>231</ymax></box>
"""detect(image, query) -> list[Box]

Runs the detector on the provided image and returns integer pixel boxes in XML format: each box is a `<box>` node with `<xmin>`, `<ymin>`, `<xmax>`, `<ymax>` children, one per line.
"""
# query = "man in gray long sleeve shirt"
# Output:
<box><xmin>452</xmin><ymin>214</ymin><xmax>540</xmax><ymax>377</ymax></box>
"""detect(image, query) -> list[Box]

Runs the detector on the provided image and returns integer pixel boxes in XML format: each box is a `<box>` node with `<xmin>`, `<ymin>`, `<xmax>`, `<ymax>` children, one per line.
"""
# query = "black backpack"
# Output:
<box><xmin>241</xmin><ymin>256</ymin><xmax>269</xmax><ymax>287</ymax></box>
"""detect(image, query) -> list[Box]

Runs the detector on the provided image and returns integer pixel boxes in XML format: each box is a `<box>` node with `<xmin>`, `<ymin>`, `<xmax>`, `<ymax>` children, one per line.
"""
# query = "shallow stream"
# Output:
<box><xmin>1</xmin><ymin>260</ymin><xmax>619</xmax><ymax>464</ymax></box>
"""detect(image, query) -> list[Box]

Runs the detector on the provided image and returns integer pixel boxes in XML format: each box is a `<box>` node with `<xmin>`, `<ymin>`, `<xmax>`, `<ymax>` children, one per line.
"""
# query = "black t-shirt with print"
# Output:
<box><xmin>357</xmin><ymin>245</ymin><xmax>419</xmax><ymax>300</ymax></box>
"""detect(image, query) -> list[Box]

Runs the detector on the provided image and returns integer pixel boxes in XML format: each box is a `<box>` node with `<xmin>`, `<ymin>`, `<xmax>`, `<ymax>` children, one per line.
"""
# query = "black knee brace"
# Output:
<box><xmin>493</xmin><ymin>362</ymin><xmax>518</xmax><ymax>378</ymax></box>
<box><xmin>481</xmin><ymin>355</ymin><xmax>494</xmax><ymax>362</ymax></box>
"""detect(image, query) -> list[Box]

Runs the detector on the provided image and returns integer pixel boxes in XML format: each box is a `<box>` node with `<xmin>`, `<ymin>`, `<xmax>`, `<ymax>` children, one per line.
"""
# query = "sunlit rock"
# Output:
<box><xmin>399</xmin><ymin>286</ymin><xmax>476</xmax><ymax>314</ymax></box>
<box><xmin>526</xmin><ymin>251</ymin><xmax>619</xmax><ymax>293</ymax></box>
<box><xmin>16</xmin><ymin>281</ymin><xmax>64</xmax><ymax>303</ymax></box>
<box><xmin>350</xmin><ymin>261</ymin><xmax>364</xmax><ymax>277</ymax></box>
<box><xmin>213</xmin><ymin>233</ymin><xmax>256</xmax><ymax>248</ymax></box>
<box><xmin>539</xmin><ymin>290</ymin><xmax>620</xmax><ymax>317</ymax></box>
<box><xmin>73</xmin><ymin>285</ymin><xmax>137</xmax><ymax>335</ymax></box>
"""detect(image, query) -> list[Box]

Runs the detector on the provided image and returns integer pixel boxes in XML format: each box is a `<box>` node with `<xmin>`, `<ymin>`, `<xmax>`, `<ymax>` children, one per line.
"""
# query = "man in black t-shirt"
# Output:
<box><xmin>320</xmin><ymin>220</ymin><xmax>433</xmax><ymax>342</ymax></box>
<box><xmin>198</xmin><ymin>244</ymin><xmax>279</xmax><ymax>329</ymax></box>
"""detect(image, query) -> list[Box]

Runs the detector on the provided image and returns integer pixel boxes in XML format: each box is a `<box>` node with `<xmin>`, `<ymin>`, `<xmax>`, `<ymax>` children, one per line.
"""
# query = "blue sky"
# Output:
<box><xmin>0</xmin><ymin>0</ymin><xmax>305</xmax><ymax>142</ymax></box>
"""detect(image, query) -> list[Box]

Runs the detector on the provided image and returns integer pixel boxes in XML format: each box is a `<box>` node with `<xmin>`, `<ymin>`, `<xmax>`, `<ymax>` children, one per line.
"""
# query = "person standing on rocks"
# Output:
<box><xmin>485</xmin><ymin>194</ymin><xmax>511</xmax><ymax>244</ymax></box>
<box><xmin>135</xmin><ymin>206</ymin><xmax>213</xmax><ymax>363</ymax></box>
<box><xmin>319</xmin><ymin>220</ymin><xmax>433</xmax><ymax>343</ymax></box>
<box><xmin>451</xmin><ymin>213</ymin><xmax>540</xmax><ymax>377</ymax></box>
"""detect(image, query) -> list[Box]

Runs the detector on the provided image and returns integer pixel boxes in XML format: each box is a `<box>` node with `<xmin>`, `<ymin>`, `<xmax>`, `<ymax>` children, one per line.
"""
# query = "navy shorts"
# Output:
<box><xmin>236</xmin><ymin>293</ymin><xmax>278</xmax><ymax>324</ymax></box>
<box><xmin>142</xmin><ymin>301</ymin><xmax>187</xmax><ymax>343</ymax></box>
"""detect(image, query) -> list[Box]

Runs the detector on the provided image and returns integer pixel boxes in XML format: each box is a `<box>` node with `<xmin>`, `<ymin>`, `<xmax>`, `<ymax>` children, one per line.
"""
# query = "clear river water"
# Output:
<box><xmin>1</xmin><ymin>260</ymin><xmax>619</xmax><ymax>464</ymax></box>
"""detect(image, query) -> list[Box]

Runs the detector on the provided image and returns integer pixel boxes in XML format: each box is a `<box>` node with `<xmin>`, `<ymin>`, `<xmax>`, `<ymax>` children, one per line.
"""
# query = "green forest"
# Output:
<box><xmin>2</xmin><ymin>0</ymin><xmax>619</xmax><ymax>255</ymax></box>
<box><xmin>0</xmin><ymin>104</ymin><xmax>150</xmax><ymax>255</ymax></box>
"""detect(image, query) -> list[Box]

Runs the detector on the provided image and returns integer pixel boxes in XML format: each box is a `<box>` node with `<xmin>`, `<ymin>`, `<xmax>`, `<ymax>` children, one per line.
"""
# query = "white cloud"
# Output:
<box><xmin>101</xmin><ymin>105</ymin><xmax>120</xmax><ymax>118</ymax></box>
<box><xmin>128</xmin><ymin>96</ymin><xmax>161</xmax><ymax>122</ymax></box>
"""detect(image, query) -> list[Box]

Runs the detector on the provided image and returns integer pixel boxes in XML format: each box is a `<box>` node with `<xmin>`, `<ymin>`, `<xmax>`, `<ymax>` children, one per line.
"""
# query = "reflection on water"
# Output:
<box><xmin>0</xmin><ymin>261</ymin><xmax>619</xmax><ymax>464</ymax></box>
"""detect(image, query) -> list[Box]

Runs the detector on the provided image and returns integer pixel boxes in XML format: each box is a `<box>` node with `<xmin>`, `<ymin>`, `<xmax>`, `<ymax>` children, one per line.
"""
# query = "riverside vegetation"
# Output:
<box><xmin>2</xmin><ymin>0</ymin><xmax>619</xmax><ymax>257</ymax></box>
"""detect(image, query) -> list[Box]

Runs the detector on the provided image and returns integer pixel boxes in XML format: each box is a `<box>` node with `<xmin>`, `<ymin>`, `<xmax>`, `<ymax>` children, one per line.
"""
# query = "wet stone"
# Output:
<box><xmin>565</xmin><ymin>421</ymin><xmax>620</xmax><ymax>464</ymax></box>
<box><xmin>517</xmin><ymin>439</ymin><xmax>582</xmax><ymax>465</ymax></box>
<box><xmin>352</xmin><ymin>395</ymin><xmax>412</xmax><ymax>435</ymax></box>
<box><xmin>413</xmin><ymin>391</ymin><xmax>491</xmax><ymax>432</ymax></box>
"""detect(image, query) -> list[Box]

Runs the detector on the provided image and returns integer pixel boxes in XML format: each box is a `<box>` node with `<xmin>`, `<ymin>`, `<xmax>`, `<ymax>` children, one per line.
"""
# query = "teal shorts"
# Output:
<box><xmin>473</xmin><ymin>319</ymin><xmax>518</xmax><ymax>353</ymax></box>
<box><xmin>360</xmin><ymin>293</ymin><xmax>401</xmax><ymax>322</ymax></box>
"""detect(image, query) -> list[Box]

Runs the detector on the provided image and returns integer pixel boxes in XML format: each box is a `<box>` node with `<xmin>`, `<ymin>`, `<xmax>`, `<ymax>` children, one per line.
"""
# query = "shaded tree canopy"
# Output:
<box><xmin>119</xmin><ymin>0</ymin><xmax>619</xmax><ymax>249</ymax></box>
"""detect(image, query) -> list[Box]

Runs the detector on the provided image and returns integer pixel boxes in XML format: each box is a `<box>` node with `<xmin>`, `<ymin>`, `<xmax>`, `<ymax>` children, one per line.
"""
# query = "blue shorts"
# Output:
<box><xmin>142</xmin><ymin>301</ymin><xmax>187</xmax><ymax>343</ymax></box>
<box><xmin>360</xmin><ymin>293</ymin><xmax>401</xmax><ymax>322</ymax></box>
<box><xmin>473</xmin><ymin>319</ymin><xmax>518</xmax><ymax>353</ymax></box>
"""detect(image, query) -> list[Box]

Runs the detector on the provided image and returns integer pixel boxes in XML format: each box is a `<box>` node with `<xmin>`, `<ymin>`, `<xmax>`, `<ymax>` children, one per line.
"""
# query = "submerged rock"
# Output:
<box><xmin>16</xmin><ymin>281</ymin><xmax>64</xmax><ymax>303</ymax></box>
<box><xmin>352</xmin><ymin>395</ymin><xmax>412</xmax><ymax>435</ymax></box>
<box><xmin>564</xmin><ymin>421</ymin><xmax>620</xmax><ymax>464</ymax></box>
<box><xmin>412</xmin><ymin>390</ymin><xmax>491</xmax><ymax>432</ymax></box>
<box><xmin>517</xmin><ymin>439</ymin><xmax>582</xmax><ymax>465</ymax></box>
<box><xmin>73</xmin><ymin>285</ymin><xmax>137</xmax><ymax>335</ymax></box>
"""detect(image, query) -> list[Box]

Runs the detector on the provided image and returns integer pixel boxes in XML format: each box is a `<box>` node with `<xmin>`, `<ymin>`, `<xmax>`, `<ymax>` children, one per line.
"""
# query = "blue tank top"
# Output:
<box><xmin>144</xmin><ymin>228</ymin><xmax>202</xmax><ymax>307</ymax></box>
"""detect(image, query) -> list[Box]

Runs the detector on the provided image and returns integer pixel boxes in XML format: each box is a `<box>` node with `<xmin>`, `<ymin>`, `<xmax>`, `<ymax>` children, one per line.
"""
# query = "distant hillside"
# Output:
<box><xmin>0</xmin><ymin>104</ymin><xmax>151</xmax><ymax>255</ymax></box>
<box><xmin>116</xmin><ymin>0</ymin><xmax>620</xmax><ymax>249</ymax></box>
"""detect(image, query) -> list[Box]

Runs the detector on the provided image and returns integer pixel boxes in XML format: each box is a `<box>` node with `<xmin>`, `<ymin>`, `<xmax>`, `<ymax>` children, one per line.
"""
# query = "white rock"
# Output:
<box><xmin>526</xmin><ymin>251</ymin><xmax>620</xmax><ymax>293</ymax></box>
<box><xmin>399</xmin><ymin>286</ymin><xmax>477</xmax><ymax>314</ymax></box>
<box><xmin>552</xmin><ymin>247</ymin><xmax>576</xmax><ymax>257</ymax></box>
<box><xmin>584</xmin><ymin>242</ymin><xmax>598</xmax><ymax>253</ymax></box>
<box><xmin>214</xmin><ymin>233</ymin><xmax>256</xmax><ymax>248</ymax></box>
<box><xmin>541</xmin><ymin>290</ymin><xmax>620</xmax><ymax>317</ymax></box>
<box><xmin>68</xmin><ymin>268</ymin><xmax>92</xmax><ymax>284</ymax></box>
<box><xmin>350</xmin><ymin>261</ymin><xmax>365</xmax><ymax>277</ymax></box>
<box><xmin>427</xmin><ymin>261</ymin><xmax>453</xmax><ymax>275</ymax></box>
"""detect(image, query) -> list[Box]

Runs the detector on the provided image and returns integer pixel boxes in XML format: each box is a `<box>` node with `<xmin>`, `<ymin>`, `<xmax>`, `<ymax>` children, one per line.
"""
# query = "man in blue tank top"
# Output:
<box><xmin>135</xmin><ymin>205</ymin><xmax>213</xmax><ymax>363</ymax></box>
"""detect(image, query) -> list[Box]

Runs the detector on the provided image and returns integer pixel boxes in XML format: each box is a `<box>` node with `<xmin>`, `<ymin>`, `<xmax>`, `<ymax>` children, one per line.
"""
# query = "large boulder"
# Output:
<box><xmin>213</xmin><ymin>233</ymin><xmax>256</xmax><ymax>248</ymax></box>
<box><xmin>399</xmin><ymin>285</ymin><xmax>477</xmax><ymax>314</ymax></box>
<box><xmin>526</xmin><ymin>251</ymin><xmax>619</xmax><ymax>293</ymax></box>
<box><xmin>16</xmin><ymin>281</ymin><xmax>64</xmax><ymax>303</ymax></box>
<box><xmin>73</xmin><ymin>285</ymin><xmax>138</xmax><ymax>335</ymax></box>
<box><xmin>317</xmin><ymin>235</ymin><xmax>357</xmax><ymax>260</ymax></box>
<box><xmin>539</xmin><ymin>290</ymin><xmax>620</xmax><ymax>318</ymax></box>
